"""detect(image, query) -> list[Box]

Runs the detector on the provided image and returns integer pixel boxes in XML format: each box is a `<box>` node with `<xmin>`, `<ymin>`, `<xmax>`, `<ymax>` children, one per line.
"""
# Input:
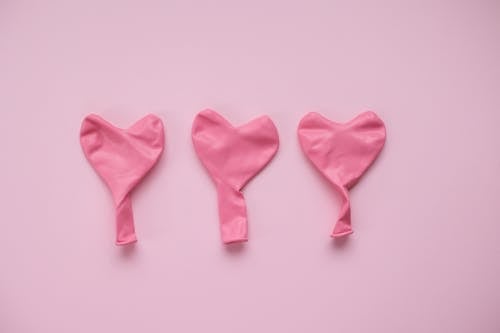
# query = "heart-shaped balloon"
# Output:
<box><xmin>298</xmin><ymin>111</ymin><xmax>386</xmax><ymax>237</ymax></box>
<box><xmin>192</xmin><ymin>109</ymin><xmax>279</xmax><ymax>243</ymax></box>
<box><xmin>80</xmin><ymin>114</ymin><xmax>165</xmax><ymax>245</ymax></box>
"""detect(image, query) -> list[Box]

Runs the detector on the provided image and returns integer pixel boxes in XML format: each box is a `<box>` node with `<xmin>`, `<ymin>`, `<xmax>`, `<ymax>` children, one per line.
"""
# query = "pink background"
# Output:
<box><xmin>1</xmin><ymin>1</ymin><xmax>500</xmax><ymax>332</ymax></box>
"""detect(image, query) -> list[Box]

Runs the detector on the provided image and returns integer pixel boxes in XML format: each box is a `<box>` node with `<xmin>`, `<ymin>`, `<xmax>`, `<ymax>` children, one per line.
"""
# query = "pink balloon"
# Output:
<box><xmin>80</xmin><ymin>114</ymin><xmax>165</xmax><ymax>245</ymax></box>
<box><xmin>192</xmin><ymin>109</ymin><xmax>279</xmax><ymax>244</ymax></box>
<box><xmin>298</xmin><ymin>111</ymin><xmax>386</xmax><ymax>237</ymax></box>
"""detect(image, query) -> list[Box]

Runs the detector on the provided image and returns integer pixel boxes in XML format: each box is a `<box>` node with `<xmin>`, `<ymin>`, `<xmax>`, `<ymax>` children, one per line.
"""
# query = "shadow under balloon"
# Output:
<box><xmin>119</xmin><ymin>241</ymin><xmax>138</xmax><ymax>259</ymax></box>
<box><xmin>223</xmin><ymin>241</ymin><xmax>247</xmax><ymax>255</ymax></box>
<box><xmin>330</xmin><ymin>235</ymin><xmax>351</xmax><ymax>250</ymax></box>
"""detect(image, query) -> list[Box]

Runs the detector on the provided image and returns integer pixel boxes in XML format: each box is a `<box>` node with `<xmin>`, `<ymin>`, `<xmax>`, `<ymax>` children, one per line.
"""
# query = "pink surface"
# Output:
<box><xmin>80</xmin><ymin>114</ymin><xmax>165</xmax><ymax>245</ymax></box>
<box><xmin>0</xmin><ymin>1</ymin><xmax>499</xmax><ymax>332</ymax></box>
<box><xmin>298</xmin><ymin>111</ymin><xmax>386</xmax><ymax>238</ymax></box>
<box><xmin>192</xmin><ymin>109</ymin><xmax>279</xmax><ymax>244</ymax></box>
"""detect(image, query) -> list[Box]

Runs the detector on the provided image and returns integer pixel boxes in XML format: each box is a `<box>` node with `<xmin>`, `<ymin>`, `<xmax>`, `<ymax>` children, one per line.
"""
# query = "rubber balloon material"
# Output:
<box><xmin>192</xmin><ymin>109</ymin><xmax>279</xmax><ymax>244</ymax></box>
<box><xmin>80</xmin><ymin>114</ymin><xmax>165</xmax><ymax>245</ymax></box>
<box><xmin>297</xmin><ymin>111</ymin><xmax>386</xmax><ymax>237</ymax></box>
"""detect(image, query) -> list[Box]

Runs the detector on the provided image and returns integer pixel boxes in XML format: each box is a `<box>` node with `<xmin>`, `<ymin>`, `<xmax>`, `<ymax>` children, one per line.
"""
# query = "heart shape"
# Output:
<box><xmin>298</xmin><ymin>111</ymin><xmax>386</xmax><ymax>237</ymax></box>
<box><xmin>192</xmin><ymin>109</ymin><xmax>279</xmax><ymax>243</ymax></box>
<box><xmin>80</xmin><ymin>114</ymin><xmax>165</xmax><ymax>245</ymax></box>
